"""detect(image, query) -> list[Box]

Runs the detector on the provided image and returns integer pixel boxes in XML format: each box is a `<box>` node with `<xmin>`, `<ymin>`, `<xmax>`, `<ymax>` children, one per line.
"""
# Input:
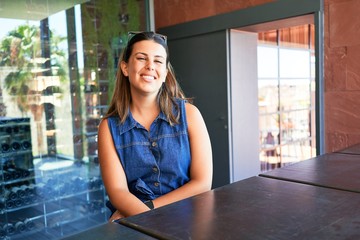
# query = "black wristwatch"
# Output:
<box><xmin>144</xmin><ymin>200</ymin><xmax>154</xmax><ymax>210</ymax></box>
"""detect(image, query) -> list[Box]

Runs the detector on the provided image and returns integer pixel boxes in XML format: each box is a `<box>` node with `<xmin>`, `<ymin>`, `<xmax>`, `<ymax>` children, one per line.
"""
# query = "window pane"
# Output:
<box><xmin>259</xmin><ymin>114</ymin><xmax>280</xmax><ymax>172</ymax></box>
<box><xmin>258</xmin><ymin>23</ymin><xmax>316</xmax><ymax>173</ymax></box>
<box><xmin>258</xmin><ymin>79</ymin><xmax>279</xmax><ymax>115</ymax></box>
<box><xmin>279</xmin><ymin>48</ymin><xmax>310</xmax><ymax>78</ymax></box>
<box><xmin>257</xmin><ymin>46</ymin><xmax>278</xmax><ymax>78</ymax></box>
<box><xmin>279</xmin><ymin>78</ymin><xmax>311</xmax><ymax>111</ymax></box>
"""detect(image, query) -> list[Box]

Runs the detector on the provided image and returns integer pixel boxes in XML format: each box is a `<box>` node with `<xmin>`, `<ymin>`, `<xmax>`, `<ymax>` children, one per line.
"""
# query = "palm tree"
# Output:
<box><xmin>0</xmin><ymin>25</ymin><xmax>38</xmax><ymax>112</ymax></box>
<box><xmin>0</xmin><ymin>23</ymin><xmax>67</xmax><ymax>154</ymax></box>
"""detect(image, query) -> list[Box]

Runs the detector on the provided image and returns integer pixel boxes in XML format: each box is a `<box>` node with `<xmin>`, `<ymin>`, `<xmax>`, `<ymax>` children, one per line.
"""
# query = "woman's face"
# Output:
<box><xmin>121</xmin><ymin>40</ymin><xmax>168</xmax><ymax>98</ymax></box>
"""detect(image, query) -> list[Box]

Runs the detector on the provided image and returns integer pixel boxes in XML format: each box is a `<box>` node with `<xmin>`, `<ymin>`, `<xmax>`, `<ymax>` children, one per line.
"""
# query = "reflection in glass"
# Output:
<box><xmin>0</xmin><ymin>1</ymin><xmax>148</xmax><ymax>239</ymax></box>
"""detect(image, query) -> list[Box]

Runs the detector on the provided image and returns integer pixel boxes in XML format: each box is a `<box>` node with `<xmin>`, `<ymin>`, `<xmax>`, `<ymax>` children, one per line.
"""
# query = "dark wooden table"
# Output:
<box><xmin>335</xmin><ymin>143</ymin><xmax>360</xmax><ymax>155</ymax></box>
<box><xmin>259</xmin><ymin>152</ymin><xmax>360</xmax><ymax>193</ymax></box>
<box><xmin>61</xmin><ymin>222</ymin><xmax>156</xmax><ymax>240</ymax></box>
<box><xmin>118</xmin><ymin>176</ymin><xmax>360</xmax><ymax>240</ymax></box>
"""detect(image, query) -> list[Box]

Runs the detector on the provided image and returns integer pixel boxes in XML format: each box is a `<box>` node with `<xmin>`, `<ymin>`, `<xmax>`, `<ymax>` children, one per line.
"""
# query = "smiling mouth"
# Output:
<box><xmin>142</xmin><ymin>75</ymin><xmax>155</xmax><ymax>81</ymax></box>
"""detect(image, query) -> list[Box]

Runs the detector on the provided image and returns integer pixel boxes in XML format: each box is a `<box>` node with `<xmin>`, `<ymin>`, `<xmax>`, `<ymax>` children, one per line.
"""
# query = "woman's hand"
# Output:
<box><xmin>109</xmin><ymin>210</ymin><xmax>125</xmax><ymax>222</ymax></box>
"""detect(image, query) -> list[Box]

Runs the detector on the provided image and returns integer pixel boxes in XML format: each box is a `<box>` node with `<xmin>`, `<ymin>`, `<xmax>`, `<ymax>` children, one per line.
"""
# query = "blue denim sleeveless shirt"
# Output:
<box><xmin>107</xmin><ymin>99</ymin><xmax>190</xmax><ymax>202</ymax></box>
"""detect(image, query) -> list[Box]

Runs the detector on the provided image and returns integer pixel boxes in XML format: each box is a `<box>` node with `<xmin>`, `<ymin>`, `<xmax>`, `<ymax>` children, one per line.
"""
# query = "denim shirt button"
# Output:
<box><xmin>152</xmin><ymin>167</ymin><xmax>158</xmax><ymax>172</ymax></box>
<box><xmin>151</xmin><ymin>141</ymin><xmax>157</xmax><ymax>147</ymax></box>
<box><xmin>154</xmin><ymin>182</ymin><xmax>160</xmax><ymax>187</ymax></box>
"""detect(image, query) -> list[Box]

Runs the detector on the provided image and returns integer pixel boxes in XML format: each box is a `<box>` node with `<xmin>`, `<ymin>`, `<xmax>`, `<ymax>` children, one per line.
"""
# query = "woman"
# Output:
<box><xmin>98</xmin><ymin>31</ymin><xmax>213</xmax><ymax>221</ymax></box>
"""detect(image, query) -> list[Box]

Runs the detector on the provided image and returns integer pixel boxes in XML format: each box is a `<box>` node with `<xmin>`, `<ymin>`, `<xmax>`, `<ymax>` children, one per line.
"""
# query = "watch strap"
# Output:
<box><xmin>144</xmin><ymin>200</ymin><xmax>154</xmax><ymax>209</ymax></box>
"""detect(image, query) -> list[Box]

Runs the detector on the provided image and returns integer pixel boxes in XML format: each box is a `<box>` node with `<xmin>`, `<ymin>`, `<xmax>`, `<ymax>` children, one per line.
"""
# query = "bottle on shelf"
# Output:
<box><xmin>24</xmin><ymin>218</ymin><xmax>35</xmax><ymax>231</ymax></box>
<box><xmin>22</xmin><ymin>140</ymin><xmax>32</xmax><ymax>150</ymax></box>
<box><xmin>3</xmin><ymin>170</ymin><xmax>13</xmax><ymax>181</ymax></box>
<box><xmin>25</xmin><ymin>184</ymin><xmax>36</xmax><ymax>197</ymax></box>
<box><xmin>14</xmin><ymin>199</ymin><xmax>22</xmax><ymax>208</ymax></box>
<box><xmin>4</xmin><ymin>189</ymin><xmax>18</xmax><ymax>201</ymax></box>
<box><xmin>5</xmin><ymin>168</ymin><xmax>21</xmax><ymax>180</ymax></box>
<box><xmin>3</xmin><ymin>223</ymin><xmax>15</xmax><ymax>235</ymax></box>
<box><xmin>5</xmin><ymin>200</ymin><xmax>14</xmax><ymax>210</ymax></box>
<box><xmin>11</xmin><ymin>141</ymin><xmax>21</xmax><ymax>151</ymax></box>
<box><xmin>0</xmin><ymin>227</ymin><xmax>6</xmax><ymax>239</ymax></box>
<box><xmin>11</xmin><ymin>186</ymin><xmax>26</xmax><ymax>199</ymax></box>
<box><xmin>14</xmin><ymin>221</ymin><xmax>26</xmax><ymax>233</ymax></box>
<box><xmin>1</xmin><ymin>143</ymin><xmax>10</xmax><ymax>153</ymax></box>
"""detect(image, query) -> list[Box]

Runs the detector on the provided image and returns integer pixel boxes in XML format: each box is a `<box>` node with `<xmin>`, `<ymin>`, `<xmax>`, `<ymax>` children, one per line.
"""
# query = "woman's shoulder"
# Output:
<box><xmin>99</xmin><ymin>116</ymin><xmax>119</xmax><ymax>129</ymax></box>
<box><xmin>184</xmin><ymin>102</ymin><xmax>202</xmax><ymax>123</ymax></box>
<box><xmin>99</xmin><ymin>117</ymin><xmax>108</xmax><ymax>126</ymax></box>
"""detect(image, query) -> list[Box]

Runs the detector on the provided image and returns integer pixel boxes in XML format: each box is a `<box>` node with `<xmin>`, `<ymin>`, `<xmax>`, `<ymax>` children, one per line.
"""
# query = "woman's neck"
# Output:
<box><xmin>130</xmin><ymin>96</ymin><xmax>160</xmax><ymax>131</ymax></box>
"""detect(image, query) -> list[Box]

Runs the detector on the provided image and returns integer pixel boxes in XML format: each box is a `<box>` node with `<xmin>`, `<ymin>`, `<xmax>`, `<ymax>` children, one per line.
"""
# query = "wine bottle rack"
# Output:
<box><xmin>0</xmin><ymin>117</ymin><xmax>107</xmax><ymax>239</ymax></box>
<box><xmin>0</xmin><ymin>117</ymin><xmax>33</xmax><ymax>185</ymax></box>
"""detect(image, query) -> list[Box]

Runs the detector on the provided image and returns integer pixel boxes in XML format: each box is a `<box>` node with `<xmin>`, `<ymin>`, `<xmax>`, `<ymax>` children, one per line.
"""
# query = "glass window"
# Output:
<box><xmin>0</xmin><ymin>1</ymin><xmax>149</xmax><ymax>239</ymax></box>
<box><xmin>258</xmin><ymin>24</ymin><xmax>316</xmax><ymax>172</ymax></box>
<box><xmin>279</xmin><ymin>49</ymin><xmax>311</xmax><ymax>78</ymax></box>
<box><xmin>257</xmin><ymin>46</ymin><xmax>278</xmax><ymax>79</ymax></box>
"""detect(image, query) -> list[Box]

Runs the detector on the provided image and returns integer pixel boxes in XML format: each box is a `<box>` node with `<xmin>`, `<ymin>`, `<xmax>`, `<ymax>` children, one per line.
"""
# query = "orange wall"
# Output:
<box><xmin>154</xmin><ymin>0</ymin><xmax>273</xmax><ymax>29</ymax></box>
<box><xmin>154</xmin><ymin>0</ymin><xmax>360</xmax><ymax>153</ymax></box>
<box><xmin>323</xmin><ymin>0</ymin><xmax>360</xmax><ymax>152</ymax></box>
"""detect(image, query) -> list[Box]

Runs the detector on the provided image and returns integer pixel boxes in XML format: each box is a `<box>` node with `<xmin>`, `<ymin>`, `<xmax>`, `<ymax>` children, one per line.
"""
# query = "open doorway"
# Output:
<box><xmin>235</xmin><ymin>14</ymin><xmax>317</xmax><ymax>172</ymax></box>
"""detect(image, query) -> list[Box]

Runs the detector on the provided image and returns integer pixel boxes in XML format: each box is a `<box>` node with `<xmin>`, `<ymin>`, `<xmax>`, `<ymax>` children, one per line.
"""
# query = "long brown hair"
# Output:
<box><xmin>104</xmin><ymin>31</ymin><xmax>190</xmax><ymax>125</ymax></box>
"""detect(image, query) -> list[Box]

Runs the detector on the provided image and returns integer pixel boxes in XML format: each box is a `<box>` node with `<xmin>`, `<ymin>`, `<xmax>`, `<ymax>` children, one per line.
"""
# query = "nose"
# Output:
<box><xmin>145</xmin><ymin>61</ymin><xmax>155</xmax><ymax>70</ymax></box>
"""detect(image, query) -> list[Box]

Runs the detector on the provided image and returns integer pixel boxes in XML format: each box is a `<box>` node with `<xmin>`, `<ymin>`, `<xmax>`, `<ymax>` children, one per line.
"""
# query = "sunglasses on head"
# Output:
<box><xmin>127</xmin><ymin>31</ymin><xmax>167</xmax><ymax>44</ymax></box>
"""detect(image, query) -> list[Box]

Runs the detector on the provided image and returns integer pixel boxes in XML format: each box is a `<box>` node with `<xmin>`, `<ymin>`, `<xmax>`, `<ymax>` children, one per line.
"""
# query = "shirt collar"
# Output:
<box><xmin>119</xmin><ymin>110</ymin><xmax>169</xmax><ymax>135</ymax></box>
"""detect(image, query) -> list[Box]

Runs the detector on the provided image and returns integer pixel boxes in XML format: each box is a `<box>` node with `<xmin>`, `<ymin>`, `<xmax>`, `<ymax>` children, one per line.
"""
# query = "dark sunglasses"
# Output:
<box><xmin>127</xmin><ymin>31</ymin><xmax>167</xmax><ymax>44</ymax></box>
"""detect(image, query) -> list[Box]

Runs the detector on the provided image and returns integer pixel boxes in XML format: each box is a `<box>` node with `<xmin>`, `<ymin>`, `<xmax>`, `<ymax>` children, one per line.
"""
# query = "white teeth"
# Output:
<box><xmin>143</xmin><ymin>75</ymin><xmax>155</xmax><ymax>80</ymax></box>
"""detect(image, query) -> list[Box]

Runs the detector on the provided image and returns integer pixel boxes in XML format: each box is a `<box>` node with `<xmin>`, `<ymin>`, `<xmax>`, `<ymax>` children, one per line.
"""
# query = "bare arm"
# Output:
<box><xmin>152</xmin><ymin>103</ymin><xmax>213</xmax><ymax>208</ymax></box>
<box><xmin>98</xmin><ymin>119</ymin><xmax>150</xmax><ymax>218</ymax></box>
